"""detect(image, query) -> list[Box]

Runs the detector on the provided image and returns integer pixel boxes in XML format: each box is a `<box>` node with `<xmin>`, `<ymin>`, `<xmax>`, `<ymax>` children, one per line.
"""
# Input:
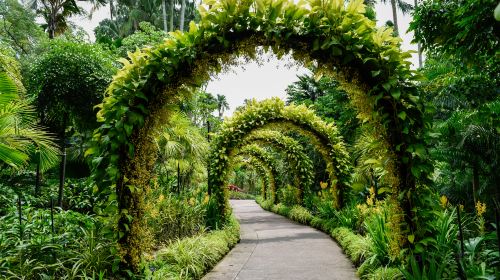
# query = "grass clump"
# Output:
<box><xmin>272</xmin><ymin>203</ymin><xmax>291</xmax><ymax>217</ymax></box>
<box><xmin>288</xmin><ymin>205</ymin><xmax>313</xmax><ymax>225</ymax></box>
<box><xmin>331</xmin><ymin>227</ymin><xmax>373</xmax><ymax>266</ymax></box>
<box><xmin>147</xmin><ymin>216</ymin><xmax>240</xmax><ymax>279</ymax></box>
<box><xmin>366</xmin><ymin>267</ymin><xmax>403</xmax><ymax>280</ymax></box>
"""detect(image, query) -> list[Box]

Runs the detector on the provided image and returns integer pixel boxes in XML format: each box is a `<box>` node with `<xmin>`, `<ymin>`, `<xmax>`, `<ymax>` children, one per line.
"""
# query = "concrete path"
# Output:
<box><xmin>203</xmin><ymin>200</ymin><xmax>358</xmax><ymax>280</ymax></box>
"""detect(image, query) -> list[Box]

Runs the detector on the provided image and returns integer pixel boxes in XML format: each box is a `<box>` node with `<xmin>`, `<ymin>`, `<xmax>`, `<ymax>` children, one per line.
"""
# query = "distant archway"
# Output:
<box><xmin>237</xmin><ymin>129</ymin><xmax>314</xmax><ymax>200</ymax></box>
<box><xmin>234</xmin><ymin>145</ymin><xmax>278</xmax><ymax>201</ymax></box>
<box><xmin>208</xmin><ymin>98</ymin><xmax>350</xmax><ymax>224</ymax></box>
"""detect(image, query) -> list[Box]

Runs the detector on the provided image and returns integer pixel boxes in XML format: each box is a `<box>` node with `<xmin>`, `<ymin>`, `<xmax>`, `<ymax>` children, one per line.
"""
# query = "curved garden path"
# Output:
<box><xmin>203</xmin><ymin>200</ymin><xmax>358</xmax><ymax>280</ymax></box>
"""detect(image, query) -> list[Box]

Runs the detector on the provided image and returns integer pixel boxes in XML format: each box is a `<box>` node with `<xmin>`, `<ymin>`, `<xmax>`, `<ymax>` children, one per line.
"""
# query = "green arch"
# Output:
<box><xmin>88</xmin><ymin>0</ymin><xmax>429</xmax><ymax>269</ymax></box>
<box><xmin>237</xmin><ymin>129</ymin><xmax>314</xmax><ymax>200</ymax></box>
<box><xmin>208</xmin><ymin>98</ymin><xmax>350</xmax><ymax>223</ymax></box>
<box><xmin>233</xmin><ymin>147</ymin><xmax>278</xmax><ymax>200</ymax></box>
<box><xmin>232</xmin><ymin>156</ymin><xmax>271</xmax><ymax>198</ymax></box>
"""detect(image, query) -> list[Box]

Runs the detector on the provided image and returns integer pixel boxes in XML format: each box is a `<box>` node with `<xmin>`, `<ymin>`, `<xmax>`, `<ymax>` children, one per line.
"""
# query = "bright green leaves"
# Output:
<box><xmin>88</xmin><ymin>0</ymin><xmax>429</xmax><ymax>264</ymax></box>
<box><xmin>210</xmin><ymin>98</ymin><xmax>350</xmax><ymax>213</ymax></box>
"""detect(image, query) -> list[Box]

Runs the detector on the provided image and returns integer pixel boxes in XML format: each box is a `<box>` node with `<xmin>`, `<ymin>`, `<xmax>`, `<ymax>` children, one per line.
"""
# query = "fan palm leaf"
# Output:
<box><xmin>0</xmin><ymin>71</ymin><xmax>59</xmax><ymax>171</ymax></box>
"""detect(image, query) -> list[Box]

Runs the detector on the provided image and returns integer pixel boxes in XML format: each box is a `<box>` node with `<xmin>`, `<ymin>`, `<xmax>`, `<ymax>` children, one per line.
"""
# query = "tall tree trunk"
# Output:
<box><xmin>49</xmin><ymin>13</ymin><xmax>56</xmax><ymax>39</ymax></box>
<box><xmin>169</xmin><ymin>0</ymin><xmax>174</xmax><ymax>31</ymax></box>
<box><xmin>414</xmin><ymin>0</ymin><xmax>422</xmax><ymax>67</ymax></box>
<box><xmin>390</xmin><ymin>0</ymin><xmax>399</xmax><ymax>35</ymax></box>
<box><xmin>57</xmin><ymin>117</ymin><xmax>67</xmax><ymax>208</ymax></box>
<box><xmin>179</xmin><ymin>0</ymin><xmax>186</xmax><ymax>31</ymax></box>
<box><xmin>162</xmin><ymin>0</ymin><xmax>168</xmax><ymax>32</ymax></box>
<box><xmin>110</xmin><ymin>0</ymin><xmax>115</xmax><ymax>20</ymax></box>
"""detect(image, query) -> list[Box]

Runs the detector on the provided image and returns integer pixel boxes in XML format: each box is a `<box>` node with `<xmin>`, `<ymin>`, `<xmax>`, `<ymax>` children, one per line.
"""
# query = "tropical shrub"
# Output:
<box><xmin>0</xmin><ymin>206</ymin><xmax>116</xmax><ymax>278</ymax></box>
<box><xmin>145</xmin><ymin>181</ymin><xmax>208</xmax><ymax>248</ymax></box>
<box><xmin>288</xmin><ymin>205</ymin><xmax>313</xmax><ymax>225</ymax></box>
<box><xmin>279</xmin><ymin>184</ymin><xmax>301</xmax><ymax>207</ymax></box>
<box><xmin>146</xmin><ymin>216</ymin><xmax>240</xmax><ymax>280</ymax></box>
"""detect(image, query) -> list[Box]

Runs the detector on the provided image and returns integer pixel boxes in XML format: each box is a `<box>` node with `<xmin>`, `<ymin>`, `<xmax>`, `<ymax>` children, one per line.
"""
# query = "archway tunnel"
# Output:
<box><xmin>87</xmin><ymin>0</ymin><xmax>429</xmax><ymax>271</ymax></box>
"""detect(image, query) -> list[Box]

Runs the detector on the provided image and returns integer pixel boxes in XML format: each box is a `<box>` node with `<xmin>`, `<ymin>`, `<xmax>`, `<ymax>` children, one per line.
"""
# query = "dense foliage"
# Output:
<box><xmin>0</xmin><ymin>0</ymin><xmax>498</xmax><ymax>278</ymax></box>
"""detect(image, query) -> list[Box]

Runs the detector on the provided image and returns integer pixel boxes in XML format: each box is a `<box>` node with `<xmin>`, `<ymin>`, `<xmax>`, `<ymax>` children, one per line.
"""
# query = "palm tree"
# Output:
<box><xmin>0</xmin><ymin>72</ymin><xmax>59</xmax><ymax>172</ymax></box>
<box><xmin>161</xmin><ymin>0</ymin><xmax>168</xmax><ymax>31</ymax></box>
<box><xmin>168</xmin><ymin>0</ymin><xmax>174</xmax><ymax>31</ymax></box>
<box><xmin>216</xmin><ymin>94</ymin><xmax>229</xmax><ymax>119</ymax></box>
<box><xmin>380</xmin><ymin>0</ymin><xmax>413</xmax><ymax>35</ymax></box>
<box><xmin>155</xmin><ymin>110</ymin><xmax>209</xmax><ymax>191</ymax></box>
<box><xmin>286</xmin><ymin>73</ymin><xmax>324</xmax><ymax>104</ymax></box>
<box><xmin>179</xmin><ymin>0</ymin><xmax>186</xmax><ymax>31</ymax></box>
<box><xmin>31</xmin><ymin>0</ymin><xmax>107</xmax><ymax>38</ymax></box>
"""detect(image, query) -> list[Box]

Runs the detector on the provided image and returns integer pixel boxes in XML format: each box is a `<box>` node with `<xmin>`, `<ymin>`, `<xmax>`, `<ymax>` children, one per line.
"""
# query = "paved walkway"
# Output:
<box><xmin>203</xmin><ymin>200</ymin><xmax>358</xmax><ymax>280</ymax></box>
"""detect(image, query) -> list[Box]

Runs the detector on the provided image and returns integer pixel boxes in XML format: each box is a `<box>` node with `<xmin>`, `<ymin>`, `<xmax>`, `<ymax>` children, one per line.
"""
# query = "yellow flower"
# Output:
<box><xmin>475</xmin><ymin>201</ymin><xmax>486</xmax><ymax>217</ymax></box>
<box><xmin>158</xmin><ymin>194</ymin><xmax>164</xmax><ymax>203</ymax></box>
<box><xmin>189</xmin><ymin>197</ymin><xmax>195</xmax><ymax>206</ymax></box>
<box><xmin>439</xmin><ymin>195</ymin><xmax>448</xmax><ymax>208</ymax></box>
<box><xmin>320</xmin><ymin>181</ymin><xmax>328</xmax><ymax>189</ymax></box>
<box><xmin>203</xmin><ymin>194</ymin><xmax>209</xmax><ymax>204</ymax></box>
<box><xmin>366</xmin><ymin>187</ymin><xmax>376</xmax><ymax>206</ymax></box>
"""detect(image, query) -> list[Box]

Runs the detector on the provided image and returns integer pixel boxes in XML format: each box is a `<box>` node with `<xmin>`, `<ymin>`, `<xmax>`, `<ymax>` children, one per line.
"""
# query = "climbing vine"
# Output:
<box><xmin>233</xmin><ymin>156</ymin><xmax>273</xmax><ymax>199</ymax></box>
<box><xmin>237</xmin><ymin>129</ymin><xmax>314</xmax><ymax>199</ymax></box>
<box><xmin>208</xmin><ymin>98</ymin><xmax>350</xmax><ymax>225</ymax></box>
<box><xmin>87</xmin><ymin>0</ymin><xmax>429</xmax><ymax>270</ymax></box>
<box><xmin>234</xmin><ymin>145</ymin><xmax>278</xmax><ymax>201</ymax></box>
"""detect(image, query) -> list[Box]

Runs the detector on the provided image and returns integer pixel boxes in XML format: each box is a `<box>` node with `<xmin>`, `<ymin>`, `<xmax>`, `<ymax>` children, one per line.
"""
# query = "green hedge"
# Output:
<box><xmin>146</xmin><ymin>216</ymin><xmax>240</xmax><ymax>279</ymax></box>
<box><xmin>255</xmin><ymin>198</ymin><xmax>401</xmax><ymax>280</ymax></box>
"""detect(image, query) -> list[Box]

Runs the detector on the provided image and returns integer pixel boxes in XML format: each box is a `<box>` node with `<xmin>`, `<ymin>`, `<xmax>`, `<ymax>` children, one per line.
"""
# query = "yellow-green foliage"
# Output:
<box><xmin>233</xmin><ymin>156</ymin><xmax>271</xmax><ymax>199</ymax></box>
<box><xmin>147</xmin><ymin>216</ymin><xmax>240</xmax><ymax>280</ymax></box>
<box><xmin>256</xmin><ymin>196</ymin><xmax>273</xmax><ymax>211</ymax></box>
<box><xmin>87</xmin><ymin>0</ymin><xmax>430</xmax><ymax>270</ymax></box>
<box><xmin>272</xmin><ymin>203</ymin><xmax>291</xmax><ymax>216</ymax></box>
<box><xmin>0</xmin><ymin>47</ymin><xmax>25</xmax><ymax>94</ymax></box>
<box><xmin>366</xmin><ymin>267</ymin><xmax>403</xmax><ymax>280</ymax></box>
<box><xmin>331</xmin><ymin>227</ymin><xmax>373</xmax><ymax>266</ymax></box>
<box><xmin>236</xmin><ymin>144</ymin><xmax>278</xmax><ymax>202</ymax></box>
<box><xmin>238</xmin><ymin>129</ymin><xmax>314</xmax><ymax>198</ymax></box>
<box><xmin>210</xmin><ymin>98</ymin><xmax>350</xmax><ymax>224</ymax></box>
<box><xmin>288</xmin><ymin>205</ymin><xmax>314</xmax><ymax>225</ymax></box>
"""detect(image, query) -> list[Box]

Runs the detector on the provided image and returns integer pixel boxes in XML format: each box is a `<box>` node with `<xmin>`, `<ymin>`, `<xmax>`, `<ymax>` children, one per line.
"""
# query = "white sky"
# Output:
<box><xmin>72</xmin><ymin>2</ymin><xmax>420</xmax><ymax>117</ymax></box>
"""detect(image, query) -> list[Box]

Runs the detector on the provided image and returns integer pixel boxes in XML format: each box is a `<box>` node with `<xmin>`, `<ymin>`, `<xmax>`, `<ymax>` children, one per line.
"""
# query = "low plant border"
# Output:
<box><xmin>255</xmin><ymin>197</ymin><xmax>402</xmax><ymax>280</ymax></box>
<box><xmin>145</xmin><ymin>215</ymin><xmax>240</xmax><ymax>279</ymax></box>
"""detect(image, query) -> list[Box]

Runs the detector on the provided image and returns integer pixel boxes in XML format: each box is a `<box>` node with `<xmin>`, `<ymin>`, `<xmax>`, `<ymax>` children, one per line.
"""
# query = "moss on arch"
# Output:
<box><xmin>88</xmin><ymin>0</ymin><xmax>430</xmax><ymax>270</ymax></box>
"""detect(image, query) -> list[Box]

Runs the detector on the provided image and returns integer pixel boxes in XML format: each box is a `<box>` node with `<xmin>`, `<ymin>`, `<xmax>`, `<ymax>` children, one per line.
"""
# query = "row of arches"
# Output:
<box><xmin>208</xmin><ymin>98</ymin><xmax>350</xmax><ymax>224</ymax></box>
<box><xmin>87</xmin><ymin>0</ymin><xmax>429</xmax><ymax>270</ymax></box>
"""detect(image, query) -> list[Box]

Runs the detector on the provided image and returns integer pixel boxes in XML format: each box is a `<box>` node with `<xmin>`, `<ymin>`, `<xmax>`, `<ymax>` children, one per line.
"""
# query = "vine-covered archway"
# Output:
<box><xmin>88</xmin><ymin>0</ymin><xmax>428</xmax><ymax>270</ymax></box>
<box><xmin>232</xmin><ymin>156</ymin><xmax>274</xmax><ymax>199</ymax></box>
<box><xmin>208</xmin><ymin>98</ymin><xmax>350</xmax><ymax>224</ymax></box>
<box><xmin>239</xmin><ymin>129</ymin><xmax>314</xmax><ymax>193</ymax></box>
<box><xmin>234</xmin><ymin>145</ymin><xmax>278</xmax><ymax>201</ymax></box>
